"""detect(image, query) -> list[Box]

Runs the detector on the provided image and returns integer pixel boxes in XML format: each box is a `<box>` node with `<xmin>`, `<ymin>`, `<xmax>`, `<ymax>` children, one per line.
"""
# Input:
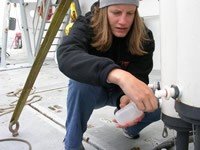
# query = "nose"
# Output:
<box><xmin>118</xmin><ymin>15</ymin><xmax>127</xmax><ymax>25</ymax></box>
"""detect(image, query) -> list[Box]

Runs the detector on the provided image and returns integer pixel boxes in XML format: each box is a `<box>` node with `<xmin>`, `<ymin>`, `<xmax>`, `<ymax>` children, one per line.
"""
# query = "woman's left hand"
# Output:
<box><xmin>113</xmin><ymin>95</ymin><xmax>144</xmax><ymax>128</ymax></box>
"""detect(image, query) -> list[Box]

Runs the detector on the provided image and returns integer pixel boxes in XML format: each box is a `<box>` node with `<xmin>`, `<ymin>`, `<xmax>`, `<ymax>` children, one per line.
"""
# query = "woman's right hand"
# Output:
<box><xmin>107</xmin><ymin>69</ymin><xmax>158</xmax><ymax>112</ymax></box>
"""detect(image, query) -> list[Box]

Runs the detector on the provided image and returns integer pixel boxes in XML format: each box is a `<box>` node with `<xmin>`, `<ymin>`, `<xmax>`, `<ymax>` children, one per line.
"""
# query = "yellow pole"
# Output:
<box><xmin>9</xmin><ymin>0</ymin><xmax>73</xmax><ymax>137</ymax></box>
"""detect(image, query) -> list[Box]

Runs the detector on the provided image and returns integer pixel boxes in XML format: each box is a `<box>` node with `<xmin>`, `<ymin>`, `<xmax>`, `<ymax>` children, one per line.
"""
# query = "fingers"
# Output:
<box><xmin>119</xmin><ymin>95</ymin><xmax>130</xmax><ymax>108</ymax></box>
<box><xmin>141</xmin><ymin>96</ymin><xmax>158</xmax><ymax>112</ymax></box>
<box><xmin>121</xmin><ymin>94</ymin><xmax>158</xmax><ymax>112</ymax></box>
<box><xmin>149</xmin><ymin>95</ymin><xmax>159</xmax><ymax>111</ymax></box>
<box><xmin>138</xmin><ymin>99</ymin><xmax>158</xmax><ymax>112</ymax></box>
<box><xmin>133</xmin><ymin>86</ymin><xmax>158</xmax><ymax>112</ymax></box>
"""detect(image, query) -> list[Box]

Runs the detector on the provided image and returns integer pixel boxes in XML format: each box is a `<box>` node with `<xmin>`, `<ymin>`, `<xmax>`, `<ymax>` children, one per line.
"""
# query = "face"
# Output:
<box><xmin>107</xmin><ymin>4</ymin><xmax>137</xmax><ymax>37</ymax></box>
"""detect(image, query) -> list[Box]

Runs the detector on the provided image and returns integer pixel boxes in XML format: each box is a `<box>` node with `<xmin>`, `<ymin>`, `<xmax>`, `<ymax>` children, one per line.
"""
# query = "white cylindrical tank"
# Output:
<box><xmin>160</xmin><ymin>0</ymin><xmax>200</xmax><ymax>126</ymax></box>
<box><xmin>159</xmin><ymin>0</ymin><xmax>180</xmax><ymax>119</ymax></box>
<box><xmin>176</xmin><ymin>0</ymin><xmax>200</xmax><ymax>107</ymax></box>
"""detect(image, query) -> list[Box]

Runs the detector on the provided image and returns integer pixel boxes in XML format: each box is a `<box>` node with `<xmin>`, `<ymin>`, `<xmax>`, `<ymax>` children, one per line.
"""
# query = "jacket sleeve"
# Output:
<box><xmin>57</xmin><ymin>16</ymin><xmax>120</xmax><ymax>86</ymax></box>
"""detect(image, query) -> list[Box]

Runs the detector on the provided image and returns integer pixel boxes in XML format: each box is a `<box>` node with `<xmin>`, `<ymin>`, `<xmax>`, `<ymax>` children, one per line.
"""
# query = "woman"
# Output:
<box><xmin>57</xmin><ymin>0</ymin><xmax>161</xmax><ymax>149</ymax></box>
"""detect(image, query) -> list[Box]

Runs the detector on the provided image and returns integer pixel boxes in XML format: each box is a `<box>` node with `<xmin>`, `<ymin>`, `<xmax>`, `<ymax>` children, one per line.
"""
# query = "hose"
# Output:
<box><xmin>0</xmin><ymin>138</ymin><xmax>32</xmax><ymax>150</ymax></box>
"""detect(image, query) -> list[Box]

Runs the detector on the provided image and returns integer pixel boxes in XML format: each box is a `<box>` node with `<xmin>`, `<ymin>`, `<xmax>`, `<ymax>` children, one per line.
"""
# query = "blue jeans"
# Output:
<box><xmin>64</xmin><ymin>80</ymin><xmax>161</xmax><ymax>150</ymax></box>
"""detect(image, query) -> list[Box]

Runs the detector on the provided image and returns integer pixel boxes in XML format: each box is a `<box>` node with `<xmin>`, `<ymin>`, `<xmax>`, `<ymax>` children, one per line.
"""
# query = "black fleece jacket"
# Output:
<box><xmin>57</xmin><ymin>11</ymin><xmax>155</xmax><ymax>88</ymax></box>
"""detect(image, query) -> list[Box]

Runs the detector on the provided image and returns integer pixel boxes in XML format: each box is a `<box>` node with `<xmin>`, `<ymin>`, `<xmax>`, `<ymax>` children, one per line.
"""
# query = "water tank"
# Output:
<box><xmin>160</xmin><ymin>0</ymin><xmax>200</xmax><ymax>129</ymax></box>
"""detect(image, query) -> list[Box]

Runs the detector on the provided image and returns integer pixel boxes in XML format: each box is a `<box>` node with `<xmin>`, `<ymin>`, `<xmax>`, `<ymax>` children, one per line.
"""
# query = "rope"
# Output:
<box><xmin>0</xmin><ymin>87</ymin><xmax>42</xmax><ymax>116</ymax></box>
<box><xmin>0</xmin><ymin>138</ymin><xmax>32</xmax><ymax>150</ymax></box>
<box><xmin>6</xmin><ymin>87</ymin><xmax>36</xmax><ymax>97</ymax></box>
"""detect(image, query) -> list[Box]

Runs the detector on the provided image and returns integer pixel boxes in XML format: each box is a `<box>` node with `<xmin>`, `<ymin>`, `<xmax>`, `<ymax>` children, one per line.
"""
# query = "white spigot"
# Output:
<box><xmin>155</xmin><ymin>85</ymin><xmax>182</xmax><ymax>100</ymax></box>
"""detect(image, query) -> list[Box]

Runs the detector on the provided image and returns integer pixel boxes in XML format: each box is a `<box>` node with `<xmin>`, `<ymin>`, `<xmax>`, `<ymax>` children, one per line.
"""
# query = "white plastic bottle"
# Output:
<box><xmin>115</xmin><ymin>102</ymin><xmax>143</xmax><ymax>125</ymax></box>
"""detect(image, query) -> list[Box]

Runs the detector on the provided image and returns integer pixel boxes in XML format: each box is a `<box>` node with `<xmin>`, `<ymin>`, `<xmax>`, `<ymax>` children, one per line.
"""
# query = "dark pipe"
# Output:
<box><xmin>176</xmin><ymin>131</ymin><xmax>189</xmax><ymax>150</ymax></box>
<box><xmin>195</xmin><ymin>126</ymin><xmax>200</xmax><ymax>150</ymax></box>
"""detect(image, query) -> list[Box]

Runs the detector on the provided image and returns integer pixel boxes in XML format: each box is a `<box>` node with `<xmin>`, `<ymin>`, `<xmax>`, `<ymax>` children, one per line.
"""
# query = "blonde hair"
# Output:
<box><xmin>90</xmin><ymin>5</ymin><xmax>149</xmax><ymax>55</ymax></box>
